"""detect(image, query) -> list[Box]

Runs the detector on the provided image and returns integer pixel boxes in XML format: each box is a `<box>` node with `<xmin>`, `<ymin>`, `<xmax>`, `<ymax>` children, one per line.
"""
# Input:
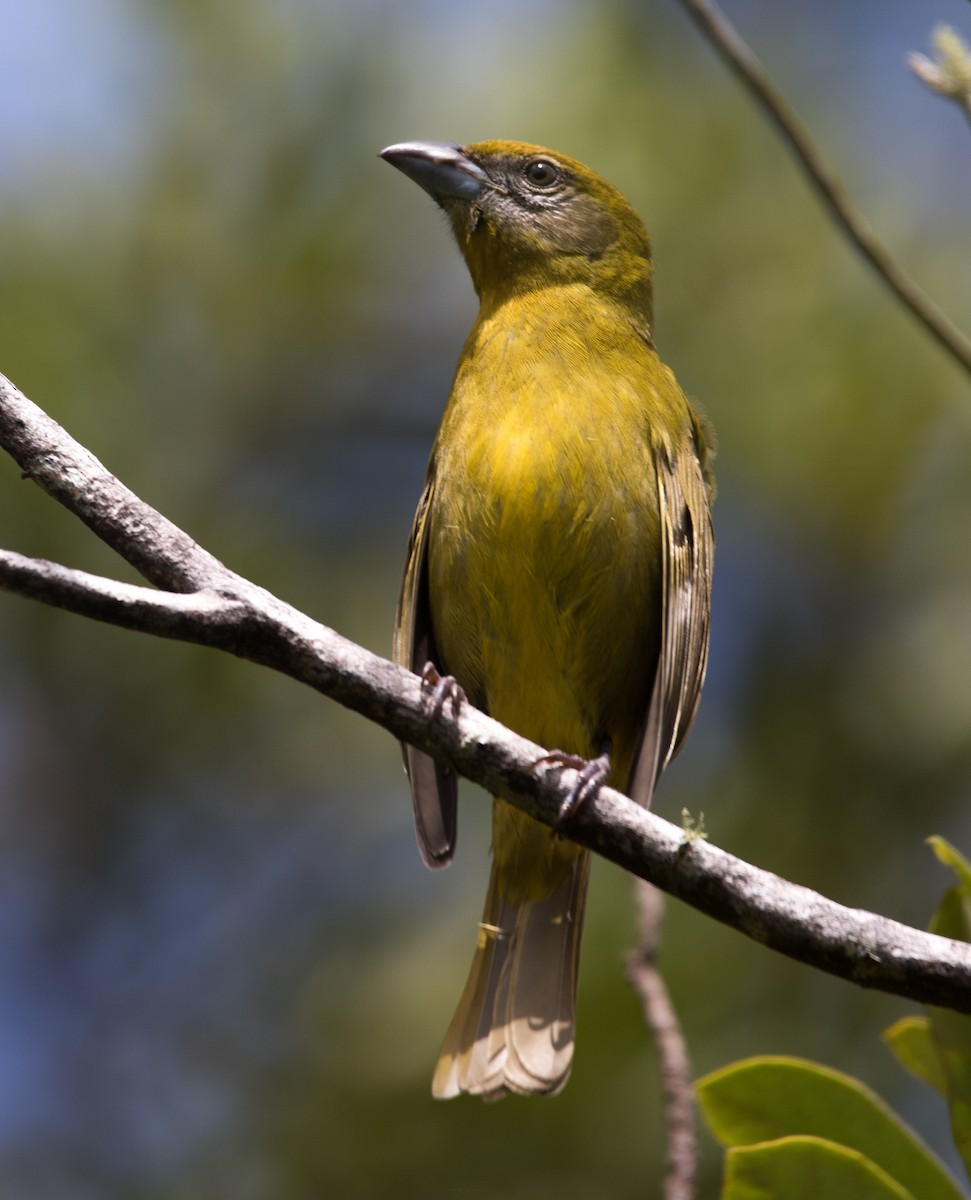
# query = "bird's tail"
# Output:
<box><xmin>431</xmin><ymin>850</ymin><xmax>590</xmax><ymax>1100</ymax></box>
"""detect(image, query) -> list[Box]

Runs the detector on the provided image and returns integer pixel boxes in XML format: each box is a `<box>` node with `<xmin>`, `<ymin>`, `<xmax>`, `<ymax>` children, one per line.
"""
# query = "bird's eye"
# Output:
<box><xmin>523</xmin><ymin>159</ymin><xmax>560</xmax><ymax>189</ymax></box>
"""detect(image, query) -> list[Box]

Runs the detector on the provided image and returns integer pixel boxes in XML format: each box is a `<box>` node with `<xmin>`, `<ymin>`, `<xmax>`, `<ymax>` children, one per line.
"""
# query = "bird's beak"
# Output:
<box><xmin>380</xmin><ymin>141</ymin><xmax>492</xmax><ymax>202</ymax></box>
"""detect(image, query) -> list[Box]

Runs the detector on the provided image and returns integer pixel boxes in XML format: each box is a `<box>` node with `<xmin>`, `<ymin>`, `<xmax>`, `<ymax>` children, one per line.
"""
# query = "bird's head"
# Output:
<box><xmin>381</xmin><ymin>140</ymin><xmax>653</xmax><ymax>325</ymax></box>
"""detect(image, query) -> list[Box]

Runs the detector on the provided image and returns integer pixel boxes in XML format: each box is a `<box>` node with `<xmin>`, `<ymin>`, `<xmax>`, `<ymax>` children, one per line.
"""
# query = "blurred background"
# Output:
<box><xmin>1</xmin><ymin>0</ymin><xmax>970</xmax><ymax>1196</ymax></box>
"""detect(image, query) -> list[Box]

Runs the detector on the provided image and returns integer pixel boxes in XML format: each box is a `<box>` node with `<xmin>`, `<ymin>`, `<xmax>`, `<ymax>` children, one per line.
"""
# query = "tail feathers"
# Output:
<box><xmin>432</xmin><ymin>853</ymin><xmax>590</xmax><ymax>1100</ymax></box>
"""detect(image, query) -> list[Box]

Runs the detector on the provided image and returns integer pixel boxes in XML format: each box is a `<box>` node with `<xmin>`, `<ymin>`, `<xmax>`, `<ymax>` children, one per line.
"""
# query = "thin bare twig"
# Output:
<box><xmin>677</xmin><ymin>0</ymin><xmax>971</xmax><ymax>379</ymax></box>
<box><xmin>627</xmin><ymin>881</ymin><xmax>696</xmax><ymax>1200</ymax></box>
<box><xmin>3</xmin><ymin>370</ymin><xmax>971</xmax><ymax>1012</ymax></box>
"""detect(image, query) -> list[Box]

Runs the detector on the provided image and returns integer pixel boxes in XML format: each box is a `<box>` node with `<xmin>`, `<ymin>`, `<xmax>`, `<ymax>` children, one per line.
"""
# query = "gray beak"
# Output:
<box><xmin>380</xmin><ymin>141</ymin><xmax>491</xmax><ymax>202</ymax></box>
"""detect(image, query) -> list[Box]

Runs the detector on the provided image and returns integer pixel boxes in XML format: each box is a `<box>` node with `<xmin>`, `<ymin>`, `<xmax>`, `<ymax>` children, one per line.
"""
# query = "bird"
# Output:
<box><xmin>382</xmin><ymin>139</ymin><xmax>714</xmax><ymax>1100</ymax></box>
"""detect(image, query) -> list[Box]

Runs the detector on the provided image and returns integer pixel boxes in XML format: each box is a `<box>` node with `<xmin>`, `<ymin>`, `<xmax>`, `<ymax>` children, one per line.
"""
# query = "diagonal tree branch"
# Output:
<box><xmin>677</xmin><ymin>0</ymin><xmax>971</xmax><ymax>379</ymax></box>
<box><xmin>1</xmin><ymin>378</ymin><xmax>224</xmax><ymax>593</ymax></box>
<box><xmin>3</xmin><ymin>369</ymin><xmax>971</xmax><ymax>1013</ymax></box>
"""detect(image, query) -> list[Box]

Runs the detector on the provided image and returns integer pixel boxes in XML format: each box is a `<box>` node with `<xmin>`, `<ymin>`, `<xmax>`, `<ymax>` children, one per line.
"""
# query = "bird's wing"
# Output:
<box><xmin>628</xmin><ymin>429</ymin><xmax>714</xmax><ymax>807</ymax></box>
<box><xmin>394</xmin><ymin>467</ymin><xmax>459</xmax><ymax>867</ymax></box>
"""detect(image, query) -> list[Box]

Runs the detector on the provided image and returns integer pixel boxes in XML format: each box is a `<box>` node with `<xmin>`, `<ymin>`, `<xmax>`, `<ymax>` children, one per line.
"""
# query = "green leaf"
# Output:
<box><xmin>931</xmin><ymin>885</ymin><xmax>971</xmax><ymax>945</ymax></box>
<box><xmin>928</xmin><ymin>1004</ymin><xmax>971</xmax><ymax>1184</ymax></box>
<box><xmin>882</xmin><ymin>1015</ymin><xmax>948</xmax><ymax>1096</ymax></box>
<box><xmin>926</xmin><ymin>847</ymin><xmax>971</xmax><ymax>1182</ymax></box>
<box><xmin>927</xmin><ymin>837</ymin><xmax>971</xmax><ymax>894</ymax></box>
<box><xmin>723</xmin><ymin>1136</ymin><xmax>915</xmax><ymax>1200</ymax></box>
<box><xmin>697</xmin><ymin>1055</ymin><xmax>965</xmax><ymax>1200</ymax></box>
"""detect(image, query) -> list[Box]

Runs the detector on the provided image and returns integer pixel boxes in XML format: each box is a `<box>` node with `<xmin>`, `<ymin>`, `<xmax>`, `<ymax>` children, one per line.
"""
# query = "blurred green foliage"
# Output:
<box><xmin>1</xmin><ymin>1</ymin><xmax>970</xmax><ymax>1197</ymax></box>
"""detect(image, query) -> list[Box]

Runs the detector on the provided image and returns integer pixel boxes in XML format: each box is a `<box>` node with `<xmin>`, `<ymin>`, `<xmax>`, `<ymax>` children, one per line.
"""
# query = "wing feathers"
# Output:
<box><xmin>394</xmin><ymin>469</ymin><xmax>458</xmax><ymax>867</ymax></box>
<box><xmin>629</xmin><ymin>428</ymin><xmax>714</xmax><ymax>807</ymax></box>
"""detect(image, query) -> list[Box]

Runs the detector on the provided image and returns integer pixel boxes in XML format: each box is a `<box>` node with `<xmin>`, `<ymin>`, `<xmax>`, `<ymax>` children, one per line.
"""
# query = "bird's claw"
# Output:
<box><xmin>533</xmin><ymin>749</ymin><xmax>611</xmax><ymax>830</ymax></box>
<box><xmin>420</xmin><ymin>661</ymin><xmax>465</xmax><ymax>722</ymax></box>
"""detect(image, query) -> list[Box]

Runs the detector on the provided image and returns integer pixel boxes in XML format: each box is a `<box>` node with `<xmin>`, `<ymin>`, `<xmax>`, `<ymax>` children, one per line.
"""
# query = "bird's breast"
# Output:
<box><xmin>425</xmin><ymin>312</ymin><xmax>664</xmax><ymax>755</ymax></box>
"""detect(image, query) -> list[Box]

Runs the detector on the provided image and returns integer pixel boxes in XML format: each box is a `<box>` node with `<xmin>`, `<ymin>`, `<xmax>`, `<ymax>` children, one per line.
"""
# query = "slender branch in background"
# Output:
<box><xmin>676</xmin><ymin>0</ymin><xmax>971</xmax><ymax>379</ymax></box>
<box><xmin>908</xmin><ymin>24</ymin><xmax>971</xmax><ymax>132</ymax></box>
<box><xmin>3</xmin><ymin>370</ymin><xmax>971</xmax><ymax>1011</ymax></box>
<box><xmin>627</xmin><ymin>881</ymin><xmax>696</xmax><ymax>1200</ymax></box>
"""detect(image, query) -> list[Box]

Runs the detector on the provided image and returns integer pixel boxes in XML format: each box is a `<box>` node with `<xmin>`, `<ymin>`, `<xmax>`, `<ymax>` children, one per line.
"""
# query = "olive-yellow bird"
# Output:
<box><xmin>382</xmin><ymin>140</ymin><xmax>714</xmax><ymax>1100</ymax></box>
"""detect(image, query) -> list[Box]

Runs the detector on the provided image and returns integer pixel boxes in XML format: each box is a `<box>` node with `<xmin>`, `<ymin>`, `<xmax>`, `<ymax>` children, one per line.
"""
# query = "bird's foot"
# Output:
<box><xmin>534</xmin><ymin>749</ymin><xmax>612</xmax><ymax>829</ymax></box>
<box><xmin>420</xmin><ymin>661</ymin><xmax>465</xmax><ymax>722</ymax></box>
